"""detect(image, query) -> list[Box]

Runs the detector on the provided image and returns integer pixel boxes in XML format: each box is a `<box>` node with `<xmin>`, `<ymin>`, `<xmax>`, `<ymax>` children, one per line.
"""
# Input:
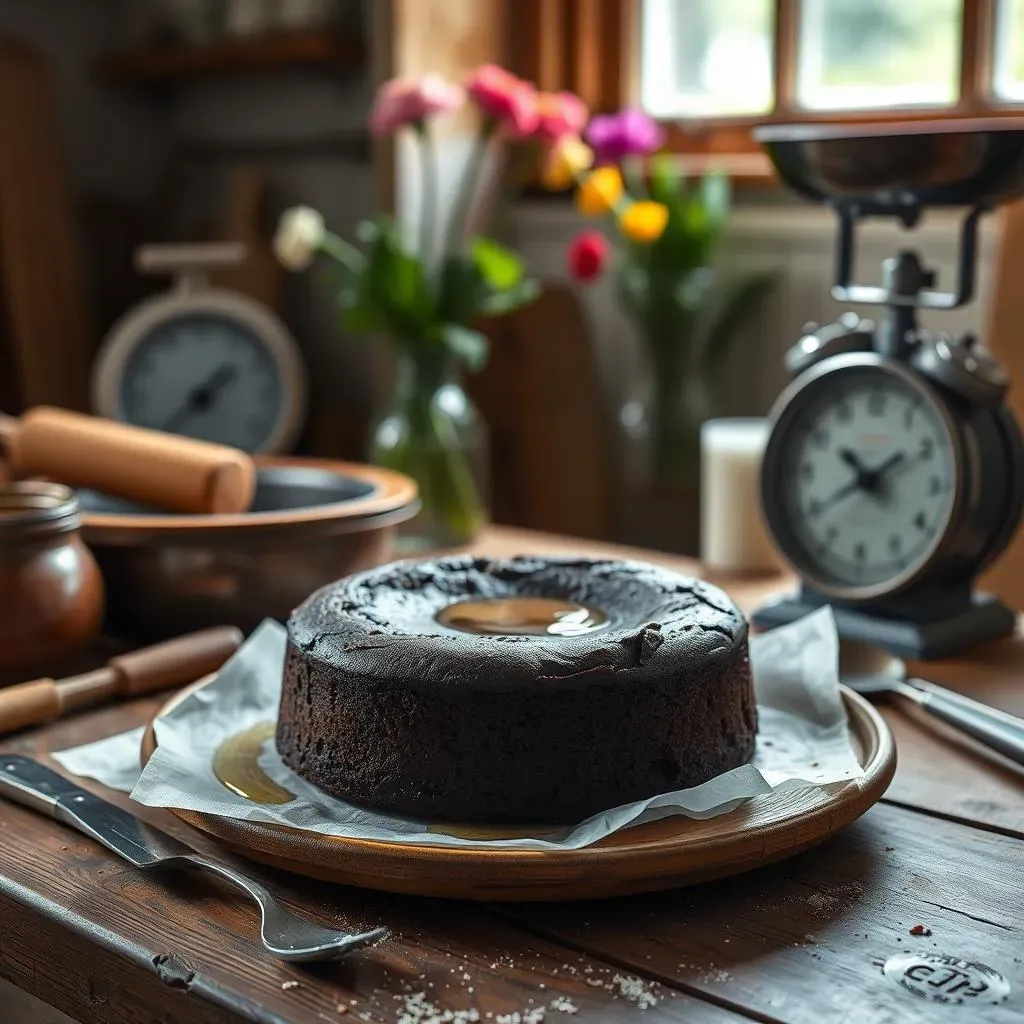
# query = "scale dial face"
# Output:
<box><xmin>118</xmin><ymin>313</ymin><xmax>285</xmax><ymax>451</ymax></box>
<box><xmin>94</xmin><ymin>286</ymin><xmax>307</xmax><ymax>455</ymax></box>
<box><xmin>764</xmin><ymin>361</ymin><xmax>960</xmax><ymax>598</ymax></box>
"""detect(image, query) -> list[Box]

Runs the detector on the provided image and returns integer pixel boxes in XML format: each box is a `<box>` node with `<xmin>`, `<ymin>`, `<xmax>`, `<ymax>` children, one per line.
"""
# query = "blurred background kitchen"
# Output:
<box><xmin>0</xmin><ymin>0</ymin><xmax>1019</xmax><ymax>557</ymax></box>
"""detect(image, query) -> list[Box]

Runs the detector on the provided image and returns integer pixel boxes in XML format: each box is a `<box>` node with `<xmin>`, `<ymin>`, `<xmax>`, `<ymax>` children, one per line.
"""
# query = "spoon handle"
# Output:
<box><xmin>907</xmin><ymin>680</ymin><xmax>1024</xmax><ymax>767</ymax></box>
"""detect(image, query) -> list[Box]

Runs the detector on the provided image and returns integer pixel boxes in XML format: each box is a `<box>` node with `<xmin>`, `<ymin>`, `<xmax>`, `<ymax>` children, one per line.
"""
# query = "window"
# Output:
<box><xmin>641</xmin><ymin>0</ymin><xmax>775</xmax><ymax>117</ymax></box>
<box><xmin>994</xmin><ymin>0</ymin><xmax>1024</xmax><ymax>99</ymax></box>
<box><xmin>795</xmin><ymin>0</ymin><xmax>962</xmax><ymax>111</ymax></box>
<box><xmin>511</xmin><ymin>0</ymin><xmax>1024</xmax><ymax>176</ymax></box>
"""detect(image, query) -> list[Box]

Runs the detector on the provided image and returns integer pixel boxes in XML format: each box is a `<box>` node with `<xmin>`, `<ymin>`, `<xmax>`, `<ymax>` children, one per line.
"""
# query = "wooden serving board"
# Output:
<box><xmin>141</xmin><ymin>680</ymin><xmax>895</xmax><ymax>901</ymax></box>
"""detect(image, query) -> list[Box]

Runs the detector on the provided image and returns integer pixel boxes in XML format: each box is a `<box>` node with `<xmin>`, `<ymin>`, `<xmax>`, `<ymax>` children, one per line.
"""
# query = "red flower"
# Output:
<box><xmin>567</xmin><ymin>231</ymin><xmax>608</xmax><ymax>283</ymax></box>
<box><xmin>466</xmin><ymin>65</ymin><xmax>539</xmax><ymax>136</ymax></box>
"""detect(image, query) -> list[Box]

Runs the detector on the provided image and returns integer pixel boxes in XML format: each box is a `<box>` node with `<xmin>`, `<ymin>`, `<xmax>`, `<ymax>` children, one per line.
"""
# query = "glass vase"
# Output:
<box><xmin>617</xmin><ymin>344</ymin><xmax>711</xmax><ymax>555</ymax></box>
<box><xmin>370</xmin><ymin>349</ymin><xmax>489</xmax><ymax>552</ymax></box>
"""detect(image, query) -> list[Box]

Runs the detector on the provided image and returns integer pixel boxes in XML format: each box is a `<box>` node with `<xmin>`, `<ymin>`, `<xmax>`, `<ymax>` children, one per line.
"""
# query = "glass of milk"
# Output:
<box><xmin>700</xmin><ymin>418</ymin><xmax>780</xmax><ymax>574</ymax></box>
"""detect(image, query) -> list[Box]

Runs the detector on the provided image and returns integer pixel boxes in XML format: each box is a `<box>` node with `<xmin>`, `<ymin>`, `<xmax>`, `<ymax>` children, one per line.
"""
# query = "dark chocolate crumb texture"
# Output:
<box><xmin>277</xmin><ymin>556</ymin><xmax>756</xmax><ymax>824</ymax></box>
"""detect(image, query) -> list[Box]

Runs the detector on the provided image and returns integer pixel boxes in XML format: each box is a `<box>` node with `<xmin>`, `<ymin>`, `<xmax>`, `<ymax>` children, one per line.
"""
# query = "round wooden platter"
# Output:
<box><xmin>141</xmin><ymin>681</ymin><xmax>896</xmax><ymax>902</ymax></box>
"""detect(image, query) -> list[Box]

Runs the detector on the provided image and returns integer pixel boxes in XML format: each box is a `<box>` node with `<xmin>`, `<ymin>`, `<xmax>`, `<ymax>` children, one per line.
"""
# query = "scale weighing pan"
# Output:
<box><xmin>754</xmin><ymin>118</ymin><xmax>1024</xmax><ymax>208</ymax></box>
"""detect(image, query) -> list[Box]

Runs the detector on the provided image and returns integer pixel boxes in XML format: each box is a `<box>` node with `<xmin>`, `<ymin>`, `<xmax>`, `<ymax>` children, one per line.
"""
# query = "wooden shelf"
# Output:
<box><xmin>94</xmin><ymin>30</ymin><xmax>365</xmax><ymax>86</ymax></box>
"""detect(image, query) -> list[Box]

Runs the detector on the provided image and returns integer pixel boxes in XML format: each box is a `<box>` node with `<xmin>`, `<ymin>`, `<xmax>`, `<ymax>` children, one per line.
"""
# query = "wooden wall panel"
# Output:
<box><xmin>981</xmin><ymin>199</ymin><xmax>1024</xmax><ymax>611</ymax></box>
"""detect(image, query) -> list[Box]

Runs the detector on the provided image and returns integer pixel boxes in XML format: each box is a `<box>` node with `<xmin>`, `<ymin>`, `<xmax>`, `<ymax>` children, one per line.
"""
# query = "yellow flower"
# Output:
<box><xmin>619</xmin><ymin>200</ymin><xmax>669</xmax><ymax>243</ymax></box>
<box><xmin>541</xmin><ymin>136</ymin><xmax>594</xmax><ymax>191</ymax></box>
<box><xmin>575</xmin><ymin>166</ymin><xmax>623</xmax><ymax>217</ymax></box>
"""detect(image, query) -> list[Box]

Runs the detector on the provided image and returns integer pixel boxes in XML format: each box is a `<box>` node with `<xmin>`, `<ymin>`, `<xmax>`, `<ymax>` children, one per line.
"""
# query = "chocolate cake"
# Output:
<box><xmin>277</xmin><ymin>556</ymin><xmax>756</xmax><ymax>824</ymax></box>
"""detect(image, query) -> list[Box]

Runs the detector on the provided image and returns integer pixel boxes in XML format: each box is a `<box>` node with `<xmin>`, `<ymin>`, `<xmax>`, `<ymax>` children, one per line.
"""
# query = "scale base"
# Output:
<box><xmin>752</xmin><ymin>589</ymin><xmax>1017</xmax><ymax>660</ymax></box>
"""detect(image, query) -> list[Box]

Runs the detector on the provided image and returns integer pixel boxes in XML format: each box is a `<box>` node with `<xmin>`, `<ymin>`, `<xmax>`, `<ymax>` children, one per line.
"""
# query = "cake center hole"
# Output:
<box><xmin>436</xmin><ymin>597</ymin><xmax>610</xmax><ymax>637</ymax></box>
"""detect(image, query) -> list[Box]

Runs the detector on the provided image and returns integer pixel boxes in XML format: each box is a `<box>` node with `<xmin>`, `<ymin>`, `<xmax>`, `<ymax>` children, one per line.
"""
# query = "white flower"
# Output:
<box><xmin>273</xmin><ymin>205</ymin><xmax>325</xmax><ymax>271</ymax></box>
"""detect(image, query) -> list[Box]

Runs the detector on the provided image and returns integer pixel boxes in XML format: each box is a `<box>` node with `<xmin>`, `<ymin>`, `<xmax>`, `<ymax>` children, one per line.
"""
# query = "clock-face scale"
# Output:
<box><xmin>118</xmin><ymin>313</ymin><xmax>285</xmax><ymax>452</ymax></box>
<box><xmin>773</xmin><ymin>366</ymin><xmax>957</xmax><ymax>591</ymax></box>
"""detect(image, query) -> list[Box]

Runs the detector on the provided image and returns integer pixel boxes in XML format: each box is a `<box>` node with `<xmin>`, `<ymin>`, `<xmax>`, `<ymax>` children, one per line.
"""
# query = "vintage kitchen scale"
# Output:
<box><xmin>753</xmin><ymin>119</ymin><xmax>1024</xmax><ymax>659</ymax></box>
<box><xmin>92</xmin><ymin>243</ymin><xmax>308</xmax><ymax>454</ymax></box>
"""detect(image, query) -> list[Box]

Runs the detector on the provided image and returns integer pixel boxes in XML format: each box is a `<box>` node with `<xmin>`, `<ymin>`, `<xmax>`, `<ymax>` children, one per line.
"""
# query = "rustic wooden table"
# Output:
<box><xmin>0</xmin><ymin>526</ymin><xmax>1021</xmax><ymax>1024</ymax></box>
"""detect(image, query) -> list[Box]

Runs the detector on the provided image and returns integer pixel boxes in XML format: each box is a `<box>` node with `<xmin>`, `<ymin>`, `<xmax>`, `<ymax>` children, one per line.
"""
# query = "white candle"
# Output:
<box><xmin>700</xmin><ymin>418</ymin><xmax>779</xmax><ymax>574</ymax></box>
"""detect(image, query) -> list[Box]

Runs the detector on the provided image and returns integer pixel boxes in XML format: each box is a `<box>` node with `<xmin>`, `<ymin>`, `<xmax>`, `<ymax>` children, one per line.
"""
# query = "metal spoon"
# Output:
<box><xmin>840</xmin><ymin>642</ymin><xmax>1024</xmax><ymax>767</ymax></box>
<box><xmin>0</xmin><ymin>756</ymin><xmax>389</xmax><ymax>961</ymax></box>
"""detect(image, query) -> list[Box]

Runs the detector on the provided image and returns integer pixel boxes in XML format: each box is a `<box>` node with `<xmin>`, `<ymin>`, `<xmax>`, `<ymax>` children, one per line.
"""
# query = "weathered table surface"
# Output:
<box><xmin>0</xmin><ymin>526</ymin><xmax>1021</xmax><ymax>1024</ymax></box>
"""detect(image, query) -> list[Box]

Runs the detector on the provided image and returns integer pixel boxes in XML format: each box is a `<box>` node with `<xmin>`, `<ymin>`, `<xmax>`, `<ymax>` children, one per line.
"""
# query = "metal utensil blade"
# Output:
<box><xmin>0</xmin><ymin>755</ymin><xmax>191</xmax><ymax>866</ymax></box>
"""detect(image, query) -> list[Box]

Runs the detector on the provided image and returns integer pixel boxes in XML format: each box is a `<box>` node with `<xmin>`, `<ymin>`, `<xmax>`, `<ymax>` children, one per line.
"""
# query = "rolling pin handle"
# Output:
<box><xmin>0</xmin><ymin>679</ymin><xmax>61</xmax><ymax>735</ymax></box>
<box><xmin>108</xmin><ymin>626</ymin><xmax>244</xmax><ymax>697</ymax></box>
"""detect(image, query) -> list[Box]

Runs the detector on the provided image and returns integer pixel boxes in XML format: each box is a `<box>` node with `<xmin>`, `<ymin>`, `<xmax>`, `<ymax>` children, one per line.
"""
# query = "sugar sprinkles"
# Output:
<box><xmin>613</xmin><ymin>974</ymin><xmax>659</xmax><ymax>1009</ymax></box>
<box><xmin>398</xmin><ymin>992</ymin><xmax>481</xmax><ymax>1024</ymax></box>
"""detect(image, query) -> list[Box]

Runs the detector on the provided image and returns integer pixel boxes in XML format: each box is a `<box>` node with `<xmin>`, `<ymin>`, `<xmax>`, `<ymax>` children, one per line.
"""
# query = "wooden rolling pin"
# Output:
<box><xmin>0</xmin><ymin>626</ymin><xmax>243</xmax><ymax>735</ymax></box>
<box><xmin>0</xmin><ymin>407</ymin><xmax>256</xmax><ymax>514</ymax></box>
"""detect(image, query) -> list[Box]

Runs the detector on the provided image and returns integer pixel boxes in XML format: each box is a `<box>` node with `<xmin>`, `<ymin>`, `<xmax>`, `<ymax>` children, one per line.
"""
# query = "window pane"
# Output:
<box><xmin>640</xmin><ymin>0</ymin><xmax>774</xmax><ymax>118</ymax></box>
<box><xmin>994</xmin><ymin>0</ymin><xmax>1024</xmax><ymax>100</ymax></box>
<box><xmin>797</xmin><ymin>0</ymin><xmax>962</xmax><ymax>111</ymax></box>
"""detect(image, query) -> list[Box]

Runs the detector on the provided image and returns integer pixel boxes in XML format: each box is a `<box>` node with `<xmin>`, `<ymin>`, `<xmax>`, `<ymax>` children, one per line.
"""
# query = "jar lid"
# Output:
<box><xmin>0</xmin><ymin>482</ymin><xmax>80</xmax><ymax>538</ymax></box>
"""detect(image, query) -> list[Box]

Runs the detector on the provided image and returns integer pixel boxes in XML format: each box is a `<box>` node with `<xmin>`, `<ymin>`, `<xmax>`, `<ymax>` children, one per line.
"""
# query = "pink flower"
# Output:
<box><xmin>585</xmin><ymin>107</ymin><xmax>665</xmax><ymax>164</ymax></box>
<box><xmin>534</xmin><ymin>91</ymin><xmax>589</xmax><ymax>142</ymax></box>
<box><xmin>370</xmin><ymin>74</ymin><xmax>464</xmax><ymax>136</ymax></box>
<box><xmin>466</xmin><ymin>64</ymin><xmax>539</xmax><ymax>136</ymax></box>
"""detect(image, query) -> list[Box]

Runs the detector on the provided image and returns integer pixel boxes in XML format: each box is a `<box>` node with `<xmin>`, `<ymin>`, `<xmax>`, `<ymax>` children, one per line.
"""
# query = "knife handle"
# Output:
<box><xmin>0</xmin><ymin>754</ymin><xmax>79</xmax><ymax>814</ymax></box>
<box><xmin>0</xmin><ymin>755</ymin><xmax>191</xmax><ymax>863</ymax></box>
<box><xmin>909</xmin><ymin>680</ymin><xmax>1024</xmax><ymax>767</ymax></box>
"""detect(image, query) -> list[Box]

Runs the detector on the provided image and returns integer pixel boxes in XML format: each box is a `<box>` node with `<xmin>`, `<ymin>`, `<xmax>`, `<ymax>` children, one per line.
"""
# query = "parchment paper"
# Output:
<box><xmin>55</xmin><ymin>607</ymin><xmax>864</xmax><ymax>851</ymax></box>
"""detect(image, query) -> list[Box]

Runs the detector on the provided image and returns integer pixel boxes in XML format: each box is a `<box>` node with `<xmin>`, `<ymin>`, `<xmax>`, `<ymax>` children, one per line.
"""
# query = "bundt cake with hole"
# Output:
<box><xmin>277</xmin><ymin>556</ymin><xmax>756</xmax><ymax>824</ymax></box>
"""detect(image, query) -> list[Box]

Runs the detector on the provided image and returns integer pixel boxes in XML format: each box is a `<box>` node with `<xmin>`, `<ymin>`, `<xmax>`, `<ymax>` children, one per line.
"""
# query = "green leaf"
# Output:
<box><xmin>441</xmin><ymin>324</ymin><xmax>489</xmax><ymax>371</ymax></box>
<box><xmin>363</xmin><ymin>217</ymin><xmax>433</xmax><ymax>336</ymax></box>
<box><xmin>437</xmin><ymin>254</ymin><xmax>489</xmax><ymax>325</ymax></box>
<box><xmin>649</xmin><ymin>154</ymin><xmax>682</xmax><ymax>205</ymax></box>
<box><xmin>699</xmin><ymin>270</ymin><xmax>777</xmax><ymax>370</ymax></box>
<box><xmin>479</xmin><ymin>277</ymin><xmax>540</xmax><ymax>316</ymax></box>
<box><xmin>341</xmin><ymin>303</ymin><xmax>390</xmax><ymax>334</ymax></box>
<box><xmin>469</xmin><ymin>237</ymin><xmax>525</xmax><ymax>290</ymax></box>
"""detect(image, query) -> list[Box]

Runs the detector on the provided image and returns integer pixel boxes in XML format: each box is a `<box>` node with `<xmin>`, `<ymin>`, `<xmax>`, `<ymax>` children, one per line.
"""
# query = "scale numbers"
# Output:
<box><xmin>775</xmin><ymin>367</ymin><xmax>956</xmax><ymax>589</ymax></box>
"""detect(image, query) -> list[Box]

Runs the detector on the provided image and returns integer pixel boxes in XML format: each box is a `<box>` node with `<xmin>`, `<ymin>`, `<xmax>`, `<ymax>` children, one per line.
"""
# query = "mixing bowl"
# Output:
<box><xmin>78</xmin><ymin>457</ymin><xmax>418</xmax><ymax>639</ymax></box>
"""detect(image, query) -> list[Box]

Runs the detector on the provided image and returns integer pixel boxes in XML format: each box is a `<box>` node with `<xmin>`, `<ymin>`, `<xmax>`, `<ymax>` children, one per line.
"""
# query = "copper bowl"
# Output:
<box><xmin>78</xmin><ymin>457</ymin><xmax>418</xmax><ymax>640</ymax></box>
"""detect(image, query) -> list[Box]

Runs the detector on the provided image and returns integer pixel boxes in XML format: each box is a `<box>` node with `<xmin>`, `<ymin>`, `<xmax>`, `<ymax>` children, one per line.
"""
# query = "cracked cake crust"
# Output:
<box><xmin>277</xmin><ymin>556</ymin><xmax>757</xmax><ymax>823</ymax></box>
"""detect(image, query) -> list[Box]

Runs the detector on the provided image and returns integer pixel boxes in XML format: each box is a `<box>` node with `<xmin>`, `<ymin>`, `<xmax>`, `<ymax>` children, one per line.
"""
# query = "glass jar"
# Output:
<box><xmin>370</xmin><ymin>349</ymin><xmax>489</xmax><ymax>552</ymax></box>
<box><xmin>0</xmin><ymin>483</ymin><xmax>105</xmax><ymax>680</ymax></box>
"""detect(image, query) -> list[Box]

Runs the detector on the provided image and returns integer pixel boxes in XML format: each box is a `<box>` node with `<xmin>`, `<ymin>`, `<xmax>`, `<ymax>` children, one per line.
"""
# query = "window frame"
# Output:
<box><xmin>511</xmin><ymin>0</ymin><xmax>1018</xmax><ymax>177</ymax></box>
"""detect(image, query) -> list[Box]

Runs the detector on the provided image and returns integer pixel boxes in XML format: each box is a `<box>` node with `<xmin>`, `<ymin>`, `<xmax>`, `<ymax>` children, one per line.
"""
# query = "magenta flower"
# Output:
<box><xmin>585</xmin><ymin>108</ymin><xmax>665</xmax><ymax>164</ymax></box>
<box><xmin>370</xmin><ymin>74</ymin><xmax>465</xmax><ymax>136</ymax></box>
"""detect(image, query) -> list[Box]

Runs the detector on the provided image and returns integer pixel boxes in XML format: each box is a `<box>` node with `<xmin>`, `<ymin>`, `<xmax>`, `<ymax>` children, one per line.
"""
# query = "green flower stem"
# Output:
<box><xmin>445</xmin><ymin>117</ymin><xmax>497</xmax><ymax>255</ymax></box>
<box><xmin>645</xmin><ymin>331</ymin><xmax>700</xmax><ymax>489</ymax></box>
<box><xmin>415</xmin><ymin>120</ymin><xmax>438</xmax><ymax>272</ymax></box>
<box><xmin>373</xmin><ymin>349</ymin><xmax>486</xmax><ymax>547</ymax></box>
<box><xmin>485</xmin><ymin>139</ymin><xmax>539</xmax><ymax>240</ymax></box>
<box><xmin>319</xmin><ymin>232</ymin><xmax>366</xmax><ymax>271</ymax></box>
<box><xmin>425</xmin><ymin>401</ymin><xmax>486</xmax><ymax>541</ymax></box>
<box><xmin>623</xmin><ymin>155</ymin><xmax>647</xmax><ymax>198</ymax></box>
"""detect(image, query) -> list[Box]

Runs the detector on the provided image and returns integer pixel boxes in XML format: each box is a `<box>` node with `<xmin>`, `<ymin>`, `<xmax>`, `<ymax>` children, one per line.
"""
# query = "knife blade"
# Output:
<box><xmin>0</xmin><ymin>754</ymin><xmax>389</xmax><ymax>962</ymax></box>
